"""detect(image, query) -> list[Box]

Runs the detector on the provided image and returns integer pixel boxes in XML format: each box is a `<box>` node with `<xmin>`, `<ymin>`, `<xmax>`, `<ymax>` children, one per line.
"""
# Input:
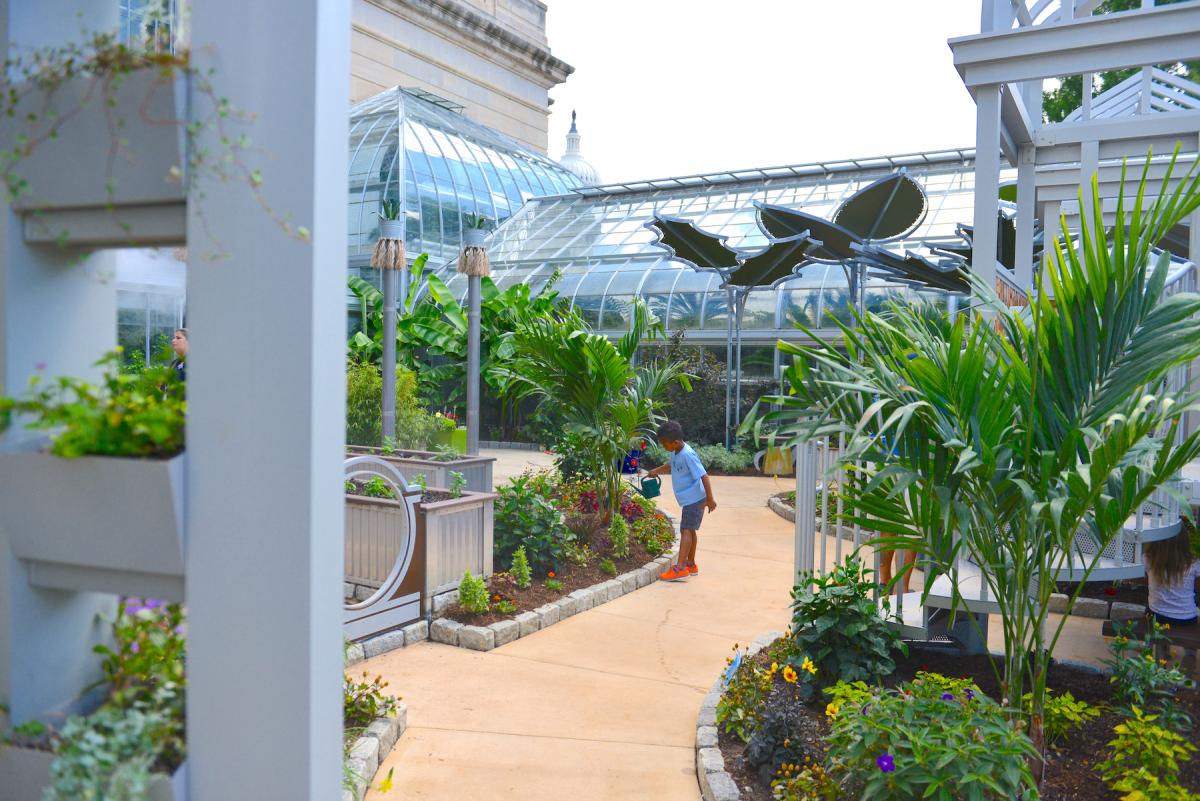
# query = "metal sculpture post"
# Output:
<box><xmin>460</xmin><ymin>226</ymin><xmax>489</xmax><ymax>455</ymax></box>
<box><xmin>374</xmin><ymin>219</ymin><xmax>407</xmax><ymax>444</ymax></box>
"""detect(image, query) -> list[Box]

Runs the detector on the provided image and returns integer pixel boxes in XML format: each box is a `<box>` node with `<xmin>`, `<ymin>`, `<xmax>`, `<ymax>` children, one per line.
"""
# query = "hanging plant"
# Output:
<box><xmin>371</xmin><ymin>198</ymin><xmax>406</xmax><ymax>271</ymax></box>
<box><xmin>459</xmin><ymin>213</ymin><xmax>491</xmax><ymax>277</ymax></box>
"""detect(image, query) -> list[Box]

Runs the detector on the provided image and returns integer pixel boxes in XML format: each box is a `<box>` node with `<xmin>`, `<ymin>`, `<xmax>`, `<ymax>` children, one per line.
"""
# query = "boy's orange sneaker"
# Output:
<box><xmin>659</xmin><ymin>565</ymin><xmax>689</xmax><ymax>582</ymax></box>
<box><xmin>687</xmin><ymin>564</ymin><xmax>699</xmax><ymax>576</ymax></box>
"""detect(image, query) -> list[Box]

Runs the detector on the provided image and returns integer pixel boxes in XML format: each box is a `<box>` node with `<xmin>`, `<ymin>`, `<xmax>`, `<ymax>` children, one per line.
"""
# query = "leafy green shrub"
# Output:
<box><xmin>608</xmin><ymin>515</ymin><xmax>630</xmax><ymax>559</ymax></box>
<box><xmin>361</xmin><ymin>477</ymin><xmax>396</xmax><ymax>499</ymax></box>
<box><xmin>544</xmin><ymin>577</ymin><xmax>562</xmax><ymax>592</ymax></box>
<box><xmin>694</xmin><ymin>444</ymin><xmax>755</xmax><ymax>474</ymax></box>
<box><xmin>826</xmin><ymin>679</ymin><xmax>1037</xmax><ymax>801</ymax></box>
<box><xmin>633</xmin><ymin>511</ymin><xmax>675</xmax><ymax>556</ymax></box>
<box><xmin>600</xmin><ymin>558</ymin><xmax>617</xmax><ymax>576</ymax></box>
<box><xmin>1104</xmin><ymin>620</ymin><xmax>1192</xmax><ymax>731</ymax></box>
<box><xmin>552</xmin><ymin>430</ymin><xmax>601</xmax><ymax>482</ymax></box>
<box><xmin>0</xmin><ymin>350</ymin><xmax>184</xmax><ymax>458</ymax></box>
<box><xmin>510</xmin><ymin>546</ymin><xmax>532</xmax><ymax>589</ymax></box>
<box><xmin>1021</xmin><ymin>689</ymin><xmax>1100</xmax><ymax>745</ymax></box>
<box><xmin>343</xmin><ymin>671</ymin><xmax>400</xmax><ymax>731</ymax></box>
<box><xmin>716</xmin><ymin>647</ymin><xmax>775</xmax><ymax>743</ymax></box>
<box><xmin>1098</xmin><ymin>706</ymin><xmax>1196</xmax><ymax>801</ymax></box>
<box><xmin>92</xmin><ymin>599</ymin><xmax>186</xmax><ymax>718</ymax></box>
<box><xmin>450</xmin><ymin>470</ymin><xmax>466</xmax><ymax>497</ymax></box>
<box><xmin>743</xmin><ymin>696</ymin><xmax>818</xmax><ymax>785</ymax></box>
<box><xmin>787</xmin><ymin>553</ymin><xmax>905</xmax><ymax>687</ymax></box>
<box><xmin>494</xmin><ymin>471</ymin><xmax>573</xmax><ymax>574</ymax></box>
<box><xmin>458</xmin><ymin>570</ymin><xmax>489</xmax><ymax>615</ymax></box>
<box><xmin>346</xmin><ymin>357</ymin><xmax>437</xmax><ymax>447</ymax></box>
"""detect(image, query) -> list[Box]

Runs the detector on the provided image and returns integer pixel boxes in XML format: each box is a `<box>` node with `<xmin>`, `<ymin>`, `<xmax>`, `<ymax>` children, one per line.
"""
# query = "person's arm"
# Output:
<box><xmin>647</xmin><ymin>461</ymin><xmax>671</xmax><ymax>477</ymax></box>
<box><xmin>702</xmin><ymin>474</ymin><xmax>717</xmax><ymax>512</ymax></box>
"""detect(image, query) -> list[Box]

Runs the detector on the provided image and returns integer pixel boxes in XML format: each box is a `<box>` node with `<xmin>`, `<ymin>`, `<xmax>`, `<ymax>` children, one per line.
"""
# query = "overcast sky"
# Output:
<box><xmin>544</xmin><ymin>1</ymin><xmax>982</xmax><ymax>185</ymax></box>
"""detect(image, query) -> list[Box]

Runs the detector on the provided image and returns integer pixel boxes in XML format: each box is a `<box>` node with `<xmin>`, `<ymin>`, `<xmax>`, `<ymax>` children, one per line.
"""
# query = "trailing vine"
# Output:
<box><xmin>2</xmin><ymin>23</ymin><xmax>311</xmax><ymax>257</ymax></box>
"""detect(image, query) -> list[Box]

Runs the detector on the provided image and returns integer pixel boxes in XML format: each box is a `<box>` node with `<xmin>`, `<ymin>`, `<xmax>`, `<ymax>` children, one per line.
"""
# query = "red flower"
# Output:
<box><xmin>631</xmin><ymin>458</ymin><xmax>639</xmax><ymax>467</ymax></box>
<box><xmin>1104</xmin><ymin>586</ymin><xmax>1117</xmax><ymax>596</ymax></box>
<box><xmin>548</xmin><ymin>571</ymin><xmax>556</xmax><ymax>578</ymax></box>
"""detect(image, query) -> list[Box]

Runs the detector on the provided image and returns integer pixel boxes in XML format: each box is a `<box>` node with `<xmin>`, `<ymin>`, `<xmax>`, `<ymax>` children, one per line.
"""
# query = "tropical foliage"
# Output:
<box><xmin>745</xmin><ymin>151</ymin><xmax>1200</xmax><ymax>757</ymax></box>
<box><xmin>497</xmin><ymin>299</ymin><xmax>690</xmax><ymax>518</ymax></box>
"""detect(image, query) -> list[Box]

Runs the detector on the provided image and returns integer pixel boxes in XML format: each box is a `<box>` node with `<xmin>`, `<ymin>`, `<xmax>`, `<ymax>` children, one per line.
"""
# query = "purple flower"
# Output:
<box><xmin>174</xmin><ymin>625</ymin><xmax>185</xmax><ymax>635</ymax></box>
<box><xmin>144</xmin><ymin>599</ymin><xmax>161</xmax><ymax>609</ymax></box>
<box><xmin>34</xmin><ymin>362</ymin><xmax>46</xmax><ymax>371</ymax></box>
<box><xmin>130</xmin><ymin>642</ymin><xmax>140</xmax><ymax>653</ymax></box>
<box><xmin>876</xmin><ymin>753</ymin><xmax>895</xmax><ymax>773</ymax></box>
<box><xmin>941</xmin><ymin>693</ymin><xmax>954</xmax><ymax>701</ymax></box>
<box><xmin>965</xmin><ymin>689</ymin><xmax>975</xmax><ymax>701</ymax></box>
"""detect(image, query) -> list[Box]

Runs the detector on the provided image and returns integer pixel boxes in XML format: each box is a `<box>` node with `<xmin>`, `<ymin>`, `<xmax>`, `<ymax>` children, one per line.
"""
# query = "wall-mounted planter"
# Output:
<box><xmin>429</xmin><ymin>426</ymin><xmax>468</xmax><ymax>454</ymax></box>
<box><xmin>347</xmin><ymin>446</ymin><xmax>493</xmax><ymax>492</ymax></box>
<box><xmin>0</xmin><ymin>748</ymin><xmax>187</xmax><ymax>801</ymax></box>
<box><xmin>0</xmin><ymin>447</ymin><xmax>186</xmax><ymax>601</ymax></box>
<box><xmin>0</xmin><ymin>67</ymin><xmax>188</xmax><ymax>247</ymax></box>
<box><xmin>418</xmin><ymin>488</ymin><xmax>496</xmax><ymax>606</ymax></box>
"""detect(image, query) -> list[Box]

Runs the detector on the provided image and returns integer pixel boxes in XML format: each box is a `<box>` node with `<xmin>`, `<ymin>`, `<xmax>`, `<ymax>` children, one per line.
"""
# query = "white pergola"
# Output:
<box><xmin>0</xmin><ymin>1</ymin><xmax>349</xmax><ymax>799</ymax></box>
<box><xmin>951</xmin><ymin>0</ymin><xmax>1200</xmax><ymax>294</ymax></box>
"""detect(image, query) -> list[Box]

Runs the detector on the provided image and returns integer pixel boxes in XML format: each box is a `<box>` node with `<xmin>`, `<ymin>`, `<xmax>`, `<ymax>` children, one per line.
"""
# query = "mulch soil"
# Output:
<box><xmin>720</xmin><ymin>641</ymin><xmax>1200</xmax><ymax>801</ymax></box>
<box><xmin>441</xmin><ymin>536</ymin><xmax>665</xmax><ymax>627</ymax></box>
<box><xmin>1055</xmin><ymin>578</ymin><xmax>1149</xmax><ymax>607</ymax></box>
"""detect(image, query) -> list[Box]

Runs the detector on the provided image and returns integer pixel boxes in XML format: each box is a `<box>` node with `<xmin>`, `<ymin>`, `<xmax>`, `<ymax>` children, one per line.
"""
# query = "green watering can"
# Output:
<box><xmin>637</xmin><ymin>474</ymin><xmax>662</xmax><ymax>500</ymax></box>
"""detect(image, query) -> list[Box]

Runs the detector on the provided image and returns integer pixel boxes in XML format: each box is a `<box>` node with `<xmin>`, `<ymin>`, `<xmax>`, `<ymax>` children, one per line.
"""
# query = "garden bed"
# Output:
<box><xmin>713</xmin><ymin>639</ymin><xmax>1200</xmax><ymax>801</ymax></box>
<box><xmin>1055</xmin><ymin>578</ymin><xmax>1148</xmax><ymax>607</ymax></box>
<box><xmin>441</xmin><ymin>535</ymin><xmax>666</xmax><ymax>627</ymax></box>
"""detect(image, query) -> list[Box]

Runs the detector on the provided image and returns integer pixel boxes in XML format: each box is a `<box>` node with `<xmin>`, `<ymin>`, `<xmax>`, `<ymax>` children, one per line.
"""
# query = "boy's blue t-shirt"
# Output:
<box><xmin>669</xmin><ymin>443</ymin><xmax>708</xmax><ymax>506</ymax></box>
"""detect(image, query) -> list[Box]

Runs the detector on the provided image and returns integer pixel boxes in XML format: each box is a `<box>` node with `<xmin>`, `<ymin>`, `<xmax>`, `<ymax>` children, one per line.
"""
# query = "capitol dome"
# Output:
<box><xmin>558</xmin><ymin>110</ymin><xmax>601</xmax><ymax>186</ymax></box>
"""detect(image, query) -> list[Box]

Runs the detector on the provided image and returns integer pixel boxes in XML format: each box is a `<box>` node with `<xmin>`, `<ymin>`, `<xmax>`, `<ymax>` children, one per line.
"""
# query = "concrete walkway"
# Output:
<box><xmin>361</xmin><ymin>458</ymin><xmax>1111</xmax><ymax>800</ymax></box>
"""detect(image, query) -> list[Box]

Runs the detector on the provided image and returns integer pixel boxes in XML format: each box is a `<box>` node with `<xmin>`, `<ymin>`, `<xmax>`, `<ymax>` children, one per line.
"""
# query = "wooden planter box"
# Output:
<box><xmin>418</xmin><ymin>488</ymin><xmax>496</xmax><ymax>608</ymax></box>
<box><xmin>0</xmin><ymin>447</ymin><xmax>186</xmax><ymax>601</ymax></box>
<box><xmin>0</xmin><ymin>747</ymin><xmax>187</xmax><ymax>801</ymax></box>
<box><xmin>347</xmin><ymin>446</ymin><xmax>494</xmax><ymax>492</ymax></box>
<box><xmin>1</xmin><ymin>67</ymin><xmax>188</xmax><ymax>246</ymax></box>
<box><xmin>343</xmin><ymin>480</ymin><xmax>425</xmax><ymax>641</ymax></box>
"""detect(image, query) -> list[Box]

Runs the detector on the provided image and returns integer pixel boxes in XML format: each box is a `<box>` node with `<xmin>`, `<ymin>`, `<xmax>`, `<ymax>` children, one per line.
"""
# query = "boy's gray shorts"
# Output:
<box><xmin>680</xmin><ymin>500</ymin><xmax>706</xmax><ymax>531</ymax></box>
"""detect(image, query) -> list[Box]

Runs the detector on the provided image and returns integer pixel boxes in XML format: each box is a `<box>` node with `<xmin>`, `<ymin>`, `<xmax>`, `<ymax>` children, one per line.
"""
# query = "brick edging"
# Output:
<box><xmin>696</xmin><ymin>630</ymin><xmax>784</xmax><ymax>801</ymax></box>
<box><xmin>348</xmin><ymin>526</ymin><xmax>681</xmax><ymax>659</ymax></box>
<box><xmin>343</xmin><ymin>703</ymin><xmax>407</xmax><ymax>801</ymax></box>
<box><xmin>766</xmin><ymin>495</ymin><xmax>795</xmax><ymax>523</ymax></box>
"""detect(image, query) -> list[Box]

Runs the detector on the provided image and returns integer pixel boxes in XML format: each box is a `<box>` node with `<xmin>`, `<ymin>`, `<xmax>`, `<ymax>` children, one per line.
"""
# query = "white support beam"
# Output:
<box><xmin>951</xmin><ymin>3</ymin><xmax>1200</xmax><ymax>86</ymax></box>
<box><xmin>974</xmin><ymin>85</ymin><xmax>1004</xmax><ymax>294</ymax></box>
<box><xmin>186</xmin><ymin>0</ymin><xmax>348</xmax><ymax>799</ymax></box>
<box><xmin>1015</xmin><ymin>145</ymin><xmax>1037</xmax><ymax>290</ymax></box>
<box><xmin>1036</xmin><ymin>110</ymin><xmax>1200</xmax><ymax>147</ymax></box>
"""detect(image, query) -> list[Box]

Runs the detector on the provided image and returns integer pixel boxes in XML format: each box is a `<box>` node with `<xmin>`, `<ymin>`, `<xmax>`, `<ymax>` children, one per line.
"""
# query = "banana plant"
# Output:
<box><xmin>346</xmin><ymin>252</ymin><xmax>429</xmax><ymax>362</ymax></box>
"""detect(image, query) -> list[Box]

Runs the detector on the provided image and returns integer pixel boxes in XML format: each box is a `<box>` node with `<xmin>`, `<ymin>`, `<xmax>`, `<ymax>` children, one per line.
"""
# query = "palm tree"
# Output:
<box><xmin>497</xmin><ymin>299</ymin><xmax>690</xmax><ymax>519</ymax></box>
<box><xmin>747</xmin><ymin>151</ymin><xmax>1200</xmax><ymax>763</ymax></box>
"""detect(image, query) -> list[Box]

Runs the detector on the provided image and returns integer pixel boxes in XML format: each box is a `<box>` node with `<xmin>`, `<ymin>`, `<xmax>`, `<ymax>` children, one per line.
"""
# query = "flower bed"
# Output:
<box><xmin>704</xmin><ymin>559</ymin><xmax>1200</xmax><ymax>801</ymax></box>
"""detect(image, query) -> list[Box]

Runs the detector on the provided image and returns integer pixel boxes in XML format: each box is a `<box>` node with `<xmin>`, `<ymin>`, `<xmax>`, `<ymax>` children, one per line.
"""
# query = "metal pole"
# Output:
<box><xmin>735</xmin><ymin>291</ymin><xmax>746</xmax><ymax>435</ymax></box>
<box><xmin>795</xmin><ymin>440</ymin><xmax>817</xmax><ymax>578</ymax></box>
<box><xmin>724</xmin><ymin>283</ymin><xmax>734</xmax><ymax>450</ymax></box>
<box><xmin>382</xmin><ymin>267</ymin><xmax>397</xmax><ymax>444</ymax></box>
<box><xmin>466</xmin><ymin>274</ymin><xmax>481</xmax><ymax>455</ymax></box>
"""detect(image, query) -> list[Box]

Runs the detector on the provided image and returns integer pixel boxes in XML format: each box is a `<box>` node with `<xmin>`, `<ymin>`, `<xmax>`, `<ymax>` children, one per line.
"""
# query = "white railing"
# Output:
<box><xmin>1001</xmin><ymin>0</ymin><xmax>1164</xmax><ymax>30</ymax></box>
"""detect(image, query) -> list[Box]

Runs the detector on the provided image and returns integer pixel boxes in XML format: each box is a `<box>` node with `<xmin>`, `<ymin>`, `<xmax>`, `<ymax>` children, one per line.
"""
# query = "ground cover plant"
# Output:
<box><xmin>746</xmin><ymin>152</ymin><xmax>1200</xmax><ymax>766</ymax></box>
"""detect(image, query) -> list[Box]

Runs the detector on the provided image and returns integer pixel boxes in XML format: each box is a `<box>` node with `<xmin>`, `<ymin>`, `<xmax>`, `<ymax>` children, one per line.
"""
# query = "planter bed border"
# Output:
<box><xmin>343</xmin><ymin>704</ymin><xmax>407</xmax><ymax>801</ymax></box>
<box><xmin>347</xmin><ymin>525</ymin><xmax>680</xmax><ymax>661</ymax></box>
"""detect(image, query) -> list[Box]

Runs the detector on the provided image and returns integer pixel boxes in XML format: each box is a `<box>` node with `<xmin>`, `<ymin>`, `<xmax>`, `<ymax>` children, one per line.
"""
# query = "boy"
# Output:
<box><xmin>645</xmin><ymin>420</ymin><xmax>716</xmax><ymax>581</ymax></box>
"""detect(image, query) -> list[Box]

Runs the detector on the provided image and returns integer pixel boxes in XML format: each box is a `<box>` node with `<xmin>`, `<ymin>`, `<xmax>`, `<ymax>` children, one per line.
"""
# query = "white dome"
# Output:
<box><xmin>558</xmin><ymin>110</ymin><xmax>601</xmax><ymax>186</ymax></box>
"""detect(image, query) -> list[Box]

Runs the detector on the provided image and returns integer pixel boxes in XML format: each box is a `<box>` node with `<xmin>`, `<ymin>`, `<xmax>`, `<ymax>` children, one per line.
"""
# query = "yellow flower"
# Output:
<box><xmin>1160</xmin><ymin>658</ymin><xmax>1169</xmax><ymax>667</ymax></box>
<box><xmin>801</xmin><ymin>657</ymin><xmax>817</xmax><ymax>675</ymax></box>
<box><xmin>770</xmin><ymin>662</ymin><xmax>779</xmax><ymax>674</ymax></box>
<box><xmin>782</xmin><ymin>665</ymin><xmax>798</xmax><ymax>683</ymax></box>
<box><xmin>1145</xmin><ymin>654</ymin><xmax>1155</xmax><ymax>663</ymax></box>
<box><xmin>1162</xmin><ymin>623</ymin><xmax>1172</xmax><ymax>631</ymax></box>
<box><xmin>825</xmin><ymin>702</ymin><xmax>840</xmax><ymax>719</ymax></box>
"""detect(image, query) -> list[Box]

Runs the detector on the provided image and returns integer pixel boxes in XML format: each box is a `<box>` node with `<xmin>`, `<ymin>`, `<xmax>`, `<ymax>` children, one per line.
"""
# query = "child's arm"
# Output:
<box><xmin>702</xmin><ymin>475</ymin><xmax>717</xmax><ymax>512</ymax></box>
<box><xmin>647</xmin><ymin>462</ymin><xmax>671</xmax><ymax>477</ymax></box>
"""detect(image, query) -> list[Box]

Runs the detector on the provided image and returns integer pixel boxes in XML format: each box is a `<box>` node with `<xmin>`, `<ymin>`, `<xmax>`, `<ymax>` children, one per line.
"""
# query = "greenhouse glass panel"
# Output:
<box><xmin>572</xmin><ymin>296</ymin><xmax>601</xmax><ymax>327</ymax></box>
<box><xmin>739</xmin><ymin>346</ymin><xmax>776</xmax><ymax>378</ymax></box>
<box><xmin>741</xmin><ymin>290</ymin><xmax>779</xmax><ymax>330</ymax></box>
<box><xmin>600</xmin><ymin>296</ymin><xmax>632</xmax><ymax>330</ymax></box>
<box><xmin>781</xmin><ymin>288</ymin><xmax>819</xmax><ymax>329</ymax></box>
<box><xmin>702</xmin><ymin>293</ymin><xmax>730</xmax><ymax>331</ymax></box>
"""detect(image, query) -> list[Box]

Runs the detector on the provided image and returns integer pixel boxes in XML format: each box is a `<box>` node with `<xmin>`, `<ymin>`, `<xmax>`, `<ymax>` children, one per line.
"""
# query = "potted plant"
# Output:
<box><xmin>347</xmin><ymin>438</ymin><xmax>495</xmax><ymax>493</ymax></box>
<box><xmin>462</xmin><ymin>212</ymin><xmax>490</xmax><ymax>248</ymax></box>
<box><xmin>0</xmin><ymin>351</ymin><xmax>186</xmax><ymax>600</ymax></box>
<box><xmin>0</xmin><ymin>599</ymin><xmax>189</xmax><ymax>801</ymax></box>
<box><xmin>378</xmin><ymin>198</ymin><xmax>404</xmax><ymax>241</ymax></box>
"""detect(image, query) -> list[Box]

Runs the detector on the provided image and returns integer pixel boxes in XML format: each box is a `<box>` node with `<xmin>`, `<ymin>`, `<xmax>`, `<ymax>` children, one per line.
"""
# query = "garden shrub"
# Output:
<box><xmin>742</xmin><ymin>692</ymin><xmax>820</xmax><ymax>785</ymax></box>
<box><xmin>640</xmin><ymin>440</ymin><xmax>668</xmax><ymax>469</ymax></box>
<box><xmin>609</xmin><ymin>515</ymin><xmax>630</xmax><ymax>558</ymax></box>
<box><xmin>716</xmin><ymin>647</ymin><xmax>775</xmax><ymax>743</ymax></box>
<box><xmin>493</xmin><ymin>471</ymin><xmax>573</xmax><ymax>574</ymax></box>
<box><xmin>600</xmin><ymin>558</ymin><xmax>617</xmax><ymax>576</ymax></box>
<box><xmin>343</xmin><ymin>671</ymin><xmax>400</xmax><ymax>731</ymax></box>
<box><xmin>1021</xmin><ymin>689</ymin><xmax>1099</xmax><ymax>745</ymax></box>
<box><xmin>458</xmin><ymin>570</ymin><xmax>489</xmax><ymax>615</ymax></box>
<box><xmin>694</xmin><ymin>444</ymin><xmax>756</xmax><ymax>474</ymax></box>
<box><xmin>633</xmin><ymin>511</ymin><xmax>675</xmax><ymax>556</ymax></box>
<box><xmin>1097</xmin><ymin>706</ymin><xmax>1196</xmax><ymax>801</ymax></box>
<box><xmin>346</xmin><ymin>357</ymin><xmax>437</xmax><ymax>447</ymax></box>
<box><xmin>510</xmin><ymin>546</ymin><xmax>532</xmax><ymax>589</ymax></box>
<box><xmin>825</xmin><ymin>679</ymin><xmax>1038</xmax><ymax>801</ymax></box>
<box><xmin>1104</xmin><ymin>619</ymin><xmax>1192</xmax><ymax>732</ymax></box>
<box><xmin>787</xmin><ymin>553</ymin><xmax>905</xmax><ymax>687</ymax></box>
<box><xmin>771</xmin><ymin>761</ymin><xmax>840</xmax><ymax>801</ymax></box>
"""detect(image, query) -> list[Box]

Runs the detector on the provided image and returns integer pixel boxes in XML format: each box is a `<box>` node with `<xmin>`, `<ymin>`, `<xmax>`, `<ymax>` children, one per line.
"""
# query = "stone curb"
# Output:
<box><xmin>766</xmin><ymin>495</ymin><xmax>795</xmax><ymax>523</ymax></box>
<box><xmin>343</xmin><ymin>702</ymin><xmax>407</xmax><ymax>801</ymax></box>
<box><xmin>347</xmin><ymin>525</ymin><xmax>682</xmax><ymax>661</ymax></box>
<box><xmin>1047</xmin><ymin>592</ymin><xmax>1148</xmax><ymax>622</ymax></box>
<box><xmin>696</xmin><ymin>630</ymin><xmax>784</xmax><ymax>801</ymax></box>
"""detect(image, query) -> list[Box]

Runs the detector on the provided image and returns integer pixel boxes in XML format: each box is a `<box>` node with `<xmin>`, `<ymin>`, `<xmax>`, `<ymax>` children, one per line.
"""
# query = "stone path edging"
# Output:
<box><xmin>766</xmin><ymin>495</ymin><xmax>795</xmax><ymax>523</ymax></box>
<box><xmin>343</xmin><ymin>703</ymin><xmax>407</xmax><ymax>801</ymax></box>
<box><xmin>696</xmin><ymin>630</ymin><xmax>783</xmax><ymax>801</ymax></box>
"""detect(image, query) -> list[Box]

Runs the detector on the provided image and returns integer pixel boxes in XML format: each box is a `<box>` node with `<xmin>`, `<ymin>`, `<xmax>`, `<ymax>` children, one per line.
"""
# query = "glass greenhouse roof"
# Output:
<box><xmin>347</xmin><ymin>88</ymin><xmax>583</xmax><ymax>266</ymax></box>
<box><xmin>437</xmin><ymin>148</ymin><xmax>998</xmax><ymax>337</ymax></box>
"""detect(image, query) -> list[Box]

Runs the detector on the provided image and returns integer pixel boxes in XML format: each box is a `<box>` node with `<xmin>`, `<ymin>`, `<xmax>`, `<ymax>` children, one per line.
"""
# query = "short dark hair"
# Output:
<box><xmin>657</xmin><ymin>420</ymin><xmax>684</xmax><ymax>441</ymax></box>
